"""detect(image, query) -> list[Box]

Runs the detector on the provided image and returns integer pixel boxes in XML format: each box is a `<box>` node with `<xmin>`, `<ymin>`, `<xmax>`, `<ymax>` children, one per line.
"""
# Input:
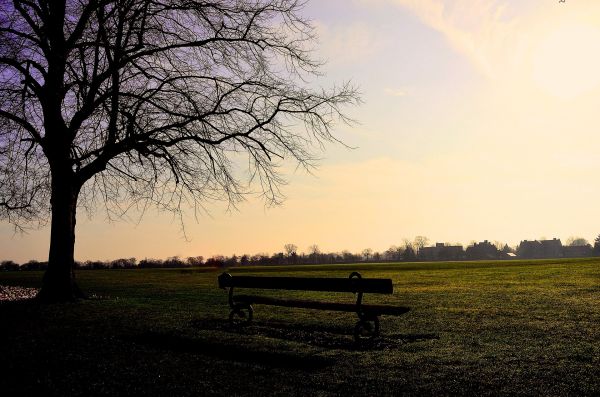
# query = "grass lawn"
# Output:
<box><xmin>1</xmin><ymin>258</ymin><xmax>599</xmax><ymax>396</ymax></box>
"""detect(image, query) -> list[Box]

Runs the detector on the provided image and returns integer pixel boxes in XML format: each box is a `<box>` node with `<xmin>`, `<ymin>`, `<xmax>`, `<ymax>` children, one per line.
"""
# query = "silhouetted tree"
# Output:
<box><xmin>403</xmin><ymin>245</ymin><xmax>417</xmax><ymax>261</ymax></box>
<box><xmin>284</xmin><ymin>243</ymin><xmax>297</xmax><ymax>257</ymax></box>
<box><xmin>402</xmin><ymin>239</ymin><xmax>417</xmax><ymax>261</ymax></box>
<box><xmin>138</xmin><ymin>258</ymin><xmax>163</xmax><ymax>268</ymax></box>
<box><xmin>0</xmin><ymin>260</ymin><xmax>20</xmax><ymax>271</ymax></box>
<box><xmin>384</xmin><ymin>245</ymin><xmax>402</xmax><ymax>261</ymax></box>
<box><xmin>0</xmin><ymin>0</ymin><xmax>358</xmax><ymax>301</ymax></box>
<box><xmin>110</xmin><ymin>257</ymin><xmax>137</xmax><ymax>269</ymax></box>
<box><xmin>205</xmin><ymin>256</ymin><xmax>226</xmax><ymax>268</ymax></box>
<box><xmin>566</xmin><ymin>237</ymin><xmax>589</xmax><ymax>246</ymax></box>
<box><xmin>501</xmin><ymin>244</ymin><xmax>514</xmax><ymax>254</ymax></box>
<box><xmin>308</xmin><ymin>244</ymin><xmax>320</xmax><ymax>254</ymax></box>
<box><xmin>340</xmin><ymin>250</ymin><xmax>353</xmax><ymax>263</ymax></box>
<box><xmin>186</xmin><ymin>256</ymin><xmax>204</xmax><ymax>267</ymax></box>
<box><xmin>413</xmin><ymin>236</ymin><xmax>429</xmax><ymax>254</ymax></box>
<box><xmin>361</xmin><ymin>248</ymin><xmax>373</xmax><ymax>261</ymax></box>
<box><xmin>307</xmin><ymin>244</ymin><xmax>320</xmax><ymax>264</ymax></box>
<box><xmin>593</xmin><ymin>235</ymin><xmax>600</xmax><ymax>256</ymax></box>
<box><xmin>22</xmin><ymin>259</ymin><xmax>47</xmax><ymax>271</ymax></box>
<box><xmin>493</xmin><ymin>241</ymin><xmax>505</xmax><ymax>251</ymax></box>
<box><xmin>224</xmin><ymin>255</ymin><xmax>238</xmax><ymax>267</ymax></box>
<box><xmin>85</xmin><ymin>259</ymin><xmax>109</xmax><ymax>269</ymax></box>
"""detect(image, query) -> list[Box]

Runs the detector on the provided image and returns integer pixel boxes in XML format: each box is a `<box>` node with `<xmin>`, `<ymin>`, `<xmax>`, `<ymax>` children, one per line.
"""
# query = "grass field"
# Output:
<box><xmin>1</xmin><ymin>258</ymin><xmax>599</xmax><ymax>396</ymax></box>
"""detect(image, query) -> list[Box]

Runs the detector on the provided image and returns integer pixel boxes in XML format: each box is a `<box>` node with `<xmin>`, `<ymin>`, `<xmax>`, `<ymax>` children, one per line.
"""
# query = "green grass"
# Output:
<box><xmin>1</xmin><ymin>259</ymin><xmax>599</xmax><ymax>396</ymax></box>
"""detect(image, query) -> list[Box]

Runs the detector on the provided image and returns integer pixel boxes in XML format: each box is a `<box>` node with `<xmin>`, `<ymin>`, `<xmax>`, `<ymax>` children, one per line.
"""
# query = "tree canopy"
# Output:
<box><xmin>0</xmin><ymin>0</ymin><xmax>358</xmax><ymax>301</ymax></box>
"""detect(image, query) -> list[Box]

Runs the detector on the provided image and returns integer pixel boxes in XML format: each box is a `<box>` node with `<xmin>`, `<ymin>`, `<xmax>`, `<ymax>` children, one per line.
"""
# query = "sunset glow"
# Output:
<box><xmin>532</xmin><ymin>22</ymin><xmax>600</xmax><ymax>100</ymax></box>
<box><xmin>3</xmin><ymin>0</ymin><xmax>600</xmax><ymax>262</ymax></box>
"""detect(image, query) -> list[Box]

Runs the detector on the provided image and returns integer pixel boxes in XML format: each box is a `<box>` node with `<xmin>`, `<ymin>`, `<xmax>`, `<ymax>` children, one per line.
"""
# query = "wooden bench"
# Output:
<box><xmin>218</xmin><ymin>271</ymin><xmax>410</xmax><ymax>342</ymax></box>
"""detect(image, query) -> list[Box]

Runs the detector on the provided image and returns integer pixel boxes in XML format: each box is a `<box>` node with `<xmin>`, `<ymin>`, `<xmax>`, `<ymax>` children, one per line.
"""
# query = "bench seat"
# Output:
<box><xmin>235</xmin><ymin>294</ymin><xmax>410</xmax><ymax>316</ymax></box>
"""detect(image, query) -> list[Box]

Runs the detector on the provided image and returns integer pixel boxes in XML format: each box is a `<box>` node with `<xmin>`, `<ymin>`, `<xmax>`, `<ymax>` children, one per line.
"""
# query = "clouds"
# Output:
<box><xmin>383</xmin><ymin>87</ymin><xmax>407</xmax><ymax>97</ymax></box>
<box><xmin>387</xmin><ymin>0</ymin><xmax>525</xmax><ymax>79</ymax></box>
<box><xmin>385</xmin><ymin>0</ymin><xmax>600</xmax><ymax>102</ymax></box>
<box><xmin>314</xmin><ymin>21</ymin><xmax>389</xmax><ymax>65</ymax></box>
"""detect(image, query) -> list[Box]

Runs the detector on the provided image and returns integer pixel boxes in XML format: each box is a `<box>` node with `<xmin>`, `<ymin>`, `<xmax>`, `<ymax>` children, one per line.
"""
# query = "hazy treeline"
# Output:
<box><xmin>0</xmin><ymin>257</ymin><xmax>204</xmax><ymax>271</ymax></box>
<box><xmin>2</xmin><ymin>235</ymin><xmax>600</xmax><ymax>271</ymax></box>
<box><xmin>0</xmin><ymin>251</ymin><xmax>375</xmax><ymax>271</ymax></box>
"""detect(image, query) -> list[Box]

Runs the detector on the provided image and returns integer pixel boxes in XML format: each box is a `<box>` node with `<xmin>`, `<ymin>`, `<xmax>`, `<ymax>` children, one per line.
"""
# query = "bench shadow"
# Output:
<box><xmin>190</xmin><ymin>318</ymin><xmax>439</xmax><ymax>351</ymax></box>
<box><xmin>125</xmin><ymin>331</ymin><xmax>334</xmax><ymax>370</ymax></box>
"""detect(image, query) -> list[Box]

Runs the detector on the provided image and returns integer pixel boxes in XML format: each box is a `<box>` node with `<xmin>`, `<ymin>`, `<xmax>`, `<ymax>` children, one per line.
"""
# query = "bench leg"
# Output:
<box><xmin>354</xmin><ymin>315</ymin><xmax>380</xmax><ymax>342</ymax></box>
<box><xmin>229</xmin><ymin>303</ymin><xmax>253</xmax><ymax>327</ymax></box>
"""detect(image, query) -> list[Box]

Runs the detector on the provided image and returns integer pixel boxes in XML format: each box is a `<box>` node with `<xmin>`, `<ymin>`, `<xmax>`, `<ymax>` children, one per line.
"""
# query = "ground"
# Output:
<box><xmin>0</xmin><ymin>259</ymin><xmax>599</xmax><ymax>396</ymax></box>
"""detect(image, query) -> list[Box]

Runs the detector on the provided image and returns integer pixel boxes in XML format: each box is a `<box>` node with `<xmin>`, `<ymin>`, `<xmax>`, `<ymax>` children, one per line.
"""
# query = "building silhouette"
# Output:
<box><xmin>414</xmin><ymin>237</ymin><xmax>594</xmax><ymax>262</ymax></box>
<box><xmin>418</xmin><ymin>243</ymin><xmax>464</xmax><ymax>261</ymax></box>
<box><xmin>563</xmin><ymin>244</ymin><xmax>593</xmax><ymax>258</ymax></box>
<box><xmin>465</xmin><ymin>240</ymin><xmax>502</xmax><ymax>260</ymax></box>
<box><xmin>541</xmin><ymin>239</ymin><xmax>563</xmax><ymax>258</ymax></box>
<box><xmin>516</xmin><ymin>238</ymin><xmax>593</xmax><ymax>259</ymax></box>
<box><xmin>517</xmin><ymin>239</ymin><xmax>561</xmax><ymax>258</ymax></box>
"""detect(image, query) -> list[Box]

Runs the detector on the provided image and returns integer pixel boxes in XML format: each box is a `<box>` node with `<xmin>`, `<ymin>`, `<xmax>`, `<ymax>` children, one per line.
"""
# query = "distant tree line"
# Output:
<box><xmin>0</xmin><ymin>256</ymin><xmax>204</xmax><ymax>271</ymax></box>
<box><xmin>2</xmin><ymin>235</ymin><xmax>600</xmax><ymax>271</ymax></box>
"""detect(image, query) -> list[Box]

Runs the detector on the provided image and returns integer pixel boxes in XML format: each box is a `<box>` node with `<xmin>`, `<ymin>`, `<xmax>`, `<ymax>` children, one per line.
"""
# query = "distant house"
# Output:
<box><xmin>418</xmin><ymin>243</ymin><xmax>464</xmax><ymax>261</ymax></box>
<box><xmin>517</xmin><ymin>240</ymin><xmax>543</xmax><ymax>258</ymax></box>
<box><xmin>562</xmin><ymin>245</ymin><xmax>593</xmax><ymax>258</ymax></box>
<box><xmin>465</xmin><ymin>240</ymin><xmax>501</xmax><ymax>260</ymax></box>
<box><xmin>517</xmin><ymin>238</ymin><xmax>563</xmax><ymax>259</ymax></box>
<box><xmin>541</xmin><ymin>239</ymin><xmax>563</xmax><ymax>258</ymax></box>
<box><xmin>417</xmin><ymin>244</ymin><xmax>439</xmax><ymax>261</ymax></box>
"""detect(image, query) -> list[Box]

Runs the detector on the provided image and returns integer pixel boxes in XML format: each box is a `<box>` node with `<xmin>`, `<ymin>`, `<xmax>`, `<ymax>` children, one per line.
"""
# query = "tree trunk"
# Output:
<box><xmin>37</xmin><ymin>172</ymin><xmax>84</xmax><ymax>302</ymax></box>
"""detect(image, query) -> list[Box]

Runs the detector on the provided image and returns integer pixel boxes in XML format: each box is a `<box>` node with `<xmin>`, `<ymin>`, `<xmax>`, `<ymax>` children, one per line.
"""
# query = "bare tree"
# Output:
<box><xmin>186</xmin><ymin>256</ymin><xmax>204</xmax><ymax>267</ymax></box>
<box><xmin>402</xmin><ymin>239</ymin><xmax>416</xmax><ymax>261</ymax></box>
<box><xmin>361</xmin><ymin>248</ymin><xmax>372</xmax><ymax>261</ymax></box>
<box><xmin>0</xmin><ymin>0</ymin><xmax>358</xmax><ymax>301</ymax></box>
<box><xmin>566</xmin><ymin>237</ymin><xmax>589</xmax><ymax>247</ymax></box>
<box><xmin>307</xmin><ymin>244</ymin><xmax>320</xmax><ymax>264</ymax></box>
<box><xmin>283</xmin><ymin>243</ymin><xmax>297</xmax><ymax>257</ymax></box>
<box><xmin>384</xmin><ymin>245</ymin><xmax>401</xmax><ymax>261</ymax></box>
<box><xmin>493</xmin><ymin>240</ymin><xmax>505</xmax><ymax>251</ymax></box>
<box><xmin>413</xmin><ymin>236</ymin><xmax>429</xmax><ymax>253</ymax></box>
<box><xmin>284</xmin><ymin>242</ymin><xmax>297</xmax><ymax>265</ymax></box>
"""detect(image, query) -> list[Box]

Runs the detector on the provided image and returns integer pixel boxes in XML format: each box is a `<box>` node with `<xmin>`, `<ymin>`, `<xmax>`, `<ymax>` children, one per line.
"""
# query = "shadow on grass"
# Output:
<box><xmin>190</xmin><ymin>318</ymin><xmax>439</xmax><ymax>351</ymax></box>
<box><xmin>125</xmin><ymin>331</ymin><xmax>335</xmax><ymax>370</ymax></box>
<box><xmin>397</xmin><ymin>333</ymin><xmax>440</xmax><ymax>342</ymax></box>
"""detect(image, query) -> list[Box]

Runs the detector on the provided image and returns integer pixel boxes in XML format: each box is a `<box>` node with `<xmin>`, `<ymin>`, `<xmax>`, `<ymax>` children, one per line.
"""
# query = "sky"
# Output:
<box><xmin>3</xmin><ymin>0</ymin><xmax>600</xmax><ymax>262</ymax></box>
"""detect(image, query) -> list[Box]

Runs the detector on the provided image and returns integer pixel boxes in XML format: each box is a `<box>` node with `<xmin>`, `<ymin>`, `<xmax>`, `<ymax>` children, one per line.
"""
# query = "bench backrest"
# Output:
<box><xmin>218</xmin><ymin>273</ymin><xmax>393</xmax><ymax>294</ymax></box>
